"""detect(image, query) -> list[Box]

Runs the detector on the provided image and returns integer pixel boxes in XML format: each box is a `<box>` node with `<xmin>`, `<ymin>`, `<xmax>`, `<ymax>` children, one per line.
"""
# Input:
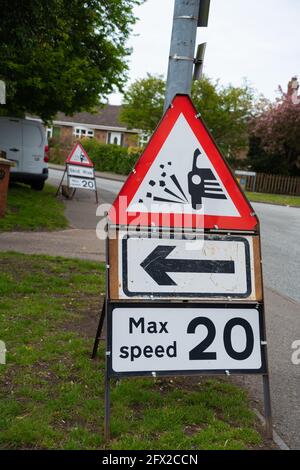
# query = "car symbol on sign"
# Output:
<box><xmin>188</xmin><ymin>148</ymin><xmax>227</xmax><ymax>209</ymax></box>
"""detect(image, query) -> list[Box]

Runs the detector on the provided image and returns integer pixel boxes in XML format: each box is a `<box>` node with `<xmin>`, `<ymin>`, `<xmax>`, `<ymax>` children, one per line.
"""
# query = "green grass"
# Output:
<box><xmin>0</xmin><ymin>183</ymin><xmax>68</xmax><ymax>231</ymax></box>
<box><xmin>246</xmin><ymin>191</ymin><xmax>300</xmax><ymax>207</ymax></box>
<box><xmin>0</xmin><ymin>253</ymin><xmax>264</xmax><ymax>450</ymax></box>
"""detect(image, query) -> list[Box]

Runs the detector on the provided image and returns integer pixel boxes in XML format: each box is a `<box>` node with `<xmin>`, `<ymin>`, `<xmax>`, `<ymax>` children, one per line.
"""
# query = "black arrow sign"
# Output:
<box><xmin>140</xmin><ymin>245</ymin><xmax>235</xmax><ymax>286</ymax></box>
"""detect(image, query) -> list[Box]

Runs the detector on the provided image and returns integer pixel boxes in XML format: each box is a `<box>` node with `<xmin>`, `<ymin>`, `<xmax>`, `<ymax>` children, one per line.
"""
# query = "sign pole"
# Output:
<box><xmin>91</xmin><ymin>299</ymin><xmax>106</xmax><ymax>359</ymax></box>
<box><xmin>104</xmin><ymin>220</ymin><xmax>111</xmax><ymax>441</ymax></box>
<box><xmin>55</xmin><ymin>166</ymin><xmax>66</xmax><ymax>197</ymax></box>
<box><xmin>263</xmin><ymin>373</ymin><xmax>273</xmax><ymax>438</ymax></box>
<box><xmin>95</xmin><ymin>184</ymin><xmax>99</xmax><ymax>205</ymax></box>
<box><xmin>104</xmin><ymin>372</ymin><xmax>111</xmax><ymax>442</ymax></box>
<box><xmin>164</xmin><ymin>0</ymin><xmax>201</xmax><ymax>112</ymax></box>
<box><xmin>259</xmin><ymin>235</ymin><xmax>273</xmax><ymax>438</ymax></box>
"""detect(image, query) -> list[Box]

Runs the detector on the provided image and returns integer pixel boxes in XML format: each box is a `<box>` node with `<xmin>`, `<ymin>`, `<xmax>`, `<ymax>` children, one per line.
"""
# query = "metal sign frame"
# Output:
<box><xmin>56</xmin><ymin>162</ymin><xmax>98</xmax><ymax>203</ymax></box>
<box><xmin>92</xmin><ymin>98</ymin><xmax>273</xmax><ymax>443</ymax></box>
<box><xmin>93</xmin><ymin>221</ymin><xmax>273</xmax><ymax>442</ymax></box>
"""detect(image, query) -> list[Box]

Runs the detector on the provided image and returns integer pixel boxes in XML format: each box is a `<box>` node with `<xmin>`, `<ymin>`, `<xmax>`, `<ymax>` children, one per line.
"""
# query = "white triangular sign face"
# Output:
<box><xmin>109</xmin><ymin>95</ymin><xmax>258</xmax><ymax>231</ymax></box>
<box><xmin>66</xmin><ymin>143</ymin><xmax>93</xmax><ymax>167</ymax></box>
<box><xmin>127</xmin><ymin>113</ymin><xmax>239</xmax><ymax>217</ymax></box>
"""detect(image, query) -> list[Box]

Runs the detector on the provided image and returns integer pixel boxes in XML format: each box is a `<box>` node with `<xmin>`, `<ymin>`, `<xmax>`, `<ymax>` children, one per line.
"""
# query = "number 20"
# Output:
<box><xmin>187</xmin><ymin>317</ymin><xmax>254</xmax><ymax>361</ymax></box>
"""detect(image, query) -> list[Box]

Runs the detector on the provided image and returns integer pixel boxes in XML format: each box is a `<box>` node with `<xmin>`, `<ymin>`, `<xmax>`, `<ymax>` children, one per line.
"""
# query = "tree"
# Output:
<box><xmin>120</xmin><ymin>74</ymin><xmax>166</xmax><ymax>135</ymax></box>
<box><xmin>192</xmin><ymin>79</ymin><xmax>255</xmax><ymax>160</ymax></box>
<box><xmin>248</xmin><ymin>79</ymin><xmax>300</xmax><ymax>176</ymax></box>
<box><xmin>120</xmin><ymin>74</ymin><xmax>256</xmax><ymax>159</ymax></box>
<box><xmin>0</xmin><ymin>0</ymin><xmax>142</xmax><ymax>121</ymax></box>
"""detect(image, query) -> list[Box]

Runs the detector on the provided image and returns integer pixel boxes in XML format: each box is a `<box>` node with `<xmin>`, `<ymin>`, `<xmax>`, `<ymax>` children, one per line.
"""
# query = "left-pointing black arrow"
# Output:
<box><xmin>140</xmin><ymin>245</ymin><xmax>235</xmax><ymax>286</ymax></box>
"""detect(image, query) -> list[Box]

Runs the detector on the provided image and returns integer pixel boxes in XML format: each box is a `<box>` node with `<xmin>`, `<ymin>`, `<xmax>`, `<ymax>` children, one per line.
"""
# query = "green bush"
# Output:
<box><xmin>49</xmin><ymin>144</ymin><xmax>69</xmax><ymax>165</ymax></box>
<box><xmin>48</xmin><ymin>139</ymin><xmax>141</xmax><ymax>176</ymax></box>
<box><xmin>81</xmin><ymin>139</ymin><xmax>140</xmax><ymax>175</ymax></box>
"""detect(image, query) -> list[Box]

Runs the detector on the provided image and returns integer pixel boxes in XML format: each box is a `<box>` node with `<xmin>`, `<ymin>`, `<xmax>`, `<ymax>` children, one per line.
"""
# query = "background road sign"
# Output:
<box><xmin>108</xmin><ymin>303</ymin><xmax>266</xmax><ymax>376</ymax></box>
<box><xmin>68</xmin><ymin>176</ymin><xmax>96</xmax><ymax>190</ymax></box>
<box><xmin>67</xmin><ymin>165</ymin><xmax>94</xmax><ymax>178</ymax></box>
<box><xmin>66</xmin><ymin>142</ymin><xmax>93</xmax><ymax>167</ymax></box>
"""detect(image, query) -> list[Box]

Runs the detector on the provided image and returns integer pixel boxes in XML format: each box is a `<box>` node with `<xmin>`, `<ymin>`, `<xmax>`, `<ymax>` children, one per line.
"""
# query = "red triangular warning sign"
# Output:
<box><xmin>66</xmin><ymin>143</ymin><xmax>93</xmax><ymax>167</ymax></box>
<box><xmin>109</xmin><ymin>95</ymin><xmax>258</xmax><ymax>231</ymax></box>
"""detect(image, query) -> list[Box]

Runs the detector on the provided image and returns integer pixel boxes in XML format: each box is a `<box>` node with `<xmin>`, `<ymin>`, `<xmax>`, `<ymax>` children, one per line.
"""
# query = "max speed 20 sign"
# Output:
<box><xmin>108</xmin><ymin>303</ymin><xmax>266</xmax><ymax>376</ymax></box>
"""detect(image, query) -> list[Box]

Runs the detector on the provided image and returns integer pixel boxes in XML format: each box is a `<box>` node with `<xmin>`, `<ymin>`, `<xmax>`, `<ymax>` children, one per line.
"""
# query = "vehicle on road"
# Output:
<box><xmin>0</xmin><ymin>117</ymin><xmax>48</xmax><ymax>190</ymax></box>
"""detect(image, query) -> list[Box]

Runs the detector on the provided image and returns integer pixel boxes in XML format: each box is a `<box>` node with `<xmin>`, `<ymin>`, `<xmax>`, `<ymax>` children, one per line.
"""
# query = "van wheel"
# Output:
<box><xmin>31</xmin><ymin>181</ymin><xmax>45</xmax><ymax>191</ymax></box>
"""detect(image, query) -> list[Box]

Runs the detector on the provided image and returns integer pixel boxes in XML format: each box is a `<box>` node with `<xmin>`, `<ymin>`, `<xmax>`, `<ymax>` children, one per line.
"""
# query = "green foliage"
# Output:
<box><xmin>48</xmin><ymin>139</ymin><xmax>141</xmax><ymax>175</ymax></box>
<box><xmin>247</xmin><ymin>84</ymin><xmax>300</xmax><ymax>176</ymax></box>
<box><xmin>247</xmin><ymin>135</ymin><xmax>287</xmax><ymax>175</ymax></box>
<box><xmin>0</xmin><ymin>0</ymin><xmax>142</xmax><ymax>121</ymax></box>
<box><xmin>120</xmin><ymin>74</ymin><xmax>256</xmax><ymax>160</ymax></box>
<box><xmin>0</xmin><ymin>183</ymin><xmax>68</xmax><ymax>231</ymax></box>
<box><xmin>192</xmin><ymin>78</ymin><xmax>255</xmax><ymax>160</ymax></box>
<box><xmin>120</xmin><ymin>74</ymin><xmax>166</xmax><ymax>134</ymax></box>
<box><xmin>81</xmin><ymin>139</ymin><xmax>140</xmax><ymax>175</ymax></box>
<box><xmin>246</xmin><ymin>191</ymin><xmax>300</xmax><ymax>207</ymax></box>
<box><xmin>0</xmin><ymin>252</ymin><xmax>264</xmax><ymax>450</ymax></box>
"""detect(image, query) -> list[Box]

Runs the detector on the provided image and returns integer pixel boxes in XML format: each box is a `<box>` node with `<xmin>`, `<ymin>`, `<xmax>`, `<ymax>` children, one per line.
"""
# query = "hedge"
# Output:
<box><xmin>49</xmin><ymin>139</ymin><xmax>141</xmax><ymax>176</ymax></box>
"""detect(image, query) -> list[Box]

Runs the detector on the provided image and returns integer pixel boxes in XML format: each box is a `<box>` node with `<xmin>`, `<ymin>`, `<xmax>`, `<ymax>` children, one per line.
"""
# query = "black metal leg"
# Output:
<box><xmin>104</xmin><ymin>372</ymin><xmax>110</xmax><ymax>442</ymax></box>
<box><xmin>55</xmin><ymin>168</ymin><xmax>66</xmax><ymax>197</ymax></box>
<box><xmin>263</xmin><ymin>373</ymin><xmax>273</xmax><ymax>439</ymax></box>
<box><xmin>91</xmin><ymin>300</ymin><xmax>106</xmax><ymax>359</ymax></box>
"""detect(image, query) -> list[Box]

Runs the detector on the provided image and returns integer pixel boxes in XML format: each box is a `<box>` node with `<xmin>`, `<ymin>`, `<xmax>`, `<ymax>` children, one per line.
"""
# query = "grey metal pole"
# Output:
<box><xmin>164</xmin><ymin>0</ymin><xmax>200</xmax><ymax>112</ymax></box>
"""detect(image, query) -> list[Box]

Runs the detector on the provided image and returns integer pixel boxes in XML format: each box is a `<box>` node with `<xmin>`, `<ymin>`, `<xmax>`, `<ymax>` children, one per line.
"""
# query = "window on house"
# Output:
<box><xmin>107</xmin><ymin>131</ymin><xmax>123</xmax><ymax>146</ymax></box>
<box><xmin>74</xmin><ymin>127</ymin><xmax>94</xmax><ymax>139</ymax></box>
<box><xmin>139</xmin><ymin>132</ymin><xmax>150</xmax><ymax>147</ymax></box>
<box><xmin>47</xmin><ymin>127</ymin><xmax>53</xmax><ymax>139</ymax></box>
<box><xmin>47</xmin><ymin>126</ymin><xmax>61</xmax><ymax>140</ymax></box>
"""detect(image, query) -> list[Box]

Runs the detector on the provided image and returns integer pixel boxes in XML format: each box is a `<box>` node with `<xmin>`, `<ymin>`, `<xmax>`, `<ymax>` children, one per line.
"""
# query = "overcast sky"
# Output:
<box><xmin>109</xmin><ymin>0</ymin><xmax>300</xmax><ymax>104</ymax></box>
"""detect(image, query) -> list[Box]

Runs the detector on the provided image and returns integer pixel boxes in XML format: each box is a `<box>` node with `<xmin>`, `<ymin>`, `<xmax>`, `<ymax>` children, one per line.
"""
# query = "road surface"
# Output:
<box><xmin>49</xmin><ymin>167</ymin><xmax>300</xmax><ymax>304</ymax></box>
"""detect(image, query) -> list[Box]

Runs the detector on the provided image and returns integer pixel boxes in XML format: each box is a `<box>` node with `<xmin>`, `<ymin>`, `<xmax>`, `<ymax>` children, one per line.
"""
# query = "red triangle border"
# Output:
<box><xmin>109</xmin><ymin>95</ymin><xmax>258</xmax><ymax>231</ymax></box>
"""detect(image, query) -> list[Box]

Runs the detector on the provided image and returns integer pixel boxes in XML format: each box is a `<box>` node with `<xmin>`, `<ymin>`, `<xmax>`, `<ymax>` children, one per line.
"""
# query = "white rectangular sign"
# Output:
<box><xmin>67</xmin><ymin>165</ymin><xmax>94</xmax><ymax>178</ymax></box>
<box><xmin>110</xmin><ymin>304</ymin><xmax>264</xmax><ymax>375</ymax></box>
<box><xmin>118</xmin><ymin>232</ymin><xmax>255</xmax><ymax>299</ymax></box>
<box><xmin>68</xmin><ymin>176</ymin><xmax>96</xmax><ymax>190</ymax></box>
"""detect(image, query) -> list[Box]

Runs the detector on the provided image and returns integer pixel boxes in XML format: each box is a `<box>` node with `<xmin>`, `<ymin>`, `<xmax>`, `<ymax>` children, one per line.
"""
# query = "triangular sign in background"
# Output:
<box><xmin>66</xmin><ymin>143</ymin><xmax>93</xmax><ymax>167</ymax></box>
<box><xmin>109</xmin><ymin>95</ymin><xmax>258</xmax><ymax>231</ymax></box>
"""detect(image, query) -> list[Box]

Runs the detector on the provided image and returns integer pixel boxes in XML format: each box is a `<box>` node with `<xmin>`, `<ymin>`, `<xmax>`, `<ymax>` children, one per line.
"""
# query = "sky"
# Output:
<box><xmin>109</xmin><ymin>0</ymin><xmax>300</xmax><ymax>104</ymax></box>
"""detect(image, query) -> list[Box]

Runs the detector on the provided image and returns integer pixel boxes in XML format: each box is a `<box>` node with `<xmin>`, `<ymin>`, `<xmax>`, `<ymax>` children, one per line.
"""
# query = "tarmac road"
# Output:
<box><xmin>252</xmin><ymin>202</ymin><xmax>300</xmax><ymax>304</ymax></box>
<box><xmin>48</xmin><ymin>167</ymin><xmax>300</xmax><ymax>304</ymax></box>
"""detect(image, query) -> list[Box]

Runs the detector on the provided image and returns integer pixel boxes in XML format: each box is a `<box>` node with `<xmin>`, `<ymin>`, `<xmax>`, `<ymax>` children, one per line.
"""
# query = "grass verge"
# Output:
<box><xmin>246</xmin><ymin>191</ymin><xmax>300</xmax><ymax>207</ymax></box>
<box><xmin>0</xmin><ymin>184</ymin><xmax>68</xmax><ymax>231</ymax></box>
<box><xmin>0</xmin><ymin>253</ymin><xmax>266</xmax><ymax>450</ymax></box>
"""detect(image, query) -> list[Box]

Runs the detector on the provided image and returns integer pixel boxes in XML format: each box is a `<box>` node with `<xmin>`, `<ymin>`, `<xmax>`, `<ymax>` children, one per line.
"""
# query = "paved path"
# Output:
<box><xmin>0</xmin><ymin>167</ymin><xmax>299</xmax><ymax>449</ymax></box>
<box><xmin>0</xmin><ymin>229</ymin><xmax>105</xmax><ymax>261</ymax></box>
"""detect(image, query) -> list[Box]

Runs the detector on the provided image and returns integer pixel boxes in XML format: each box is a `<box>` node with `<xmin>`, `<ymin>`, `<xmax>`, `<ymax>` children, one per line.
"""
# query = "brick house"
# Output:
<box><xmin>45</xmin><ymin>105</ymin><xmax>140</xmax><ymax>147</ymax></box>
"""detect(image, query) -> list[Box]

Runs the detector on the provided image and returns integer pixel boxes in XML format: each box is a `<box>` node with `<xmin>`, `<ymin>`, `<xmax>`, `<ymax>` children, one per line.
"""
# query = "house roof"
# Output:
<box><xmin>55</xmin><ymin>105</ymin><xmax>123</xmax><ymax>128</ymax></box>
<box><xmin>27</xmin><ymin>105</ymin><xmax>140</xmax><ymax>133</ymax></box>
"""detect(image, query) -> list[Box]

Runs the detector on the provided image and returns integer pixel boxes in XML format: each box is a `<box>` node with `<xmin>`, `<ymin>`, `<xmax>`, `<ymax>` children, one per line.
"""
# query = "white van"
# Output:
<box><xmin>0</xmin><ymin>117</ymin><xmax>48</xmax><ymax>190</ymax></box>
